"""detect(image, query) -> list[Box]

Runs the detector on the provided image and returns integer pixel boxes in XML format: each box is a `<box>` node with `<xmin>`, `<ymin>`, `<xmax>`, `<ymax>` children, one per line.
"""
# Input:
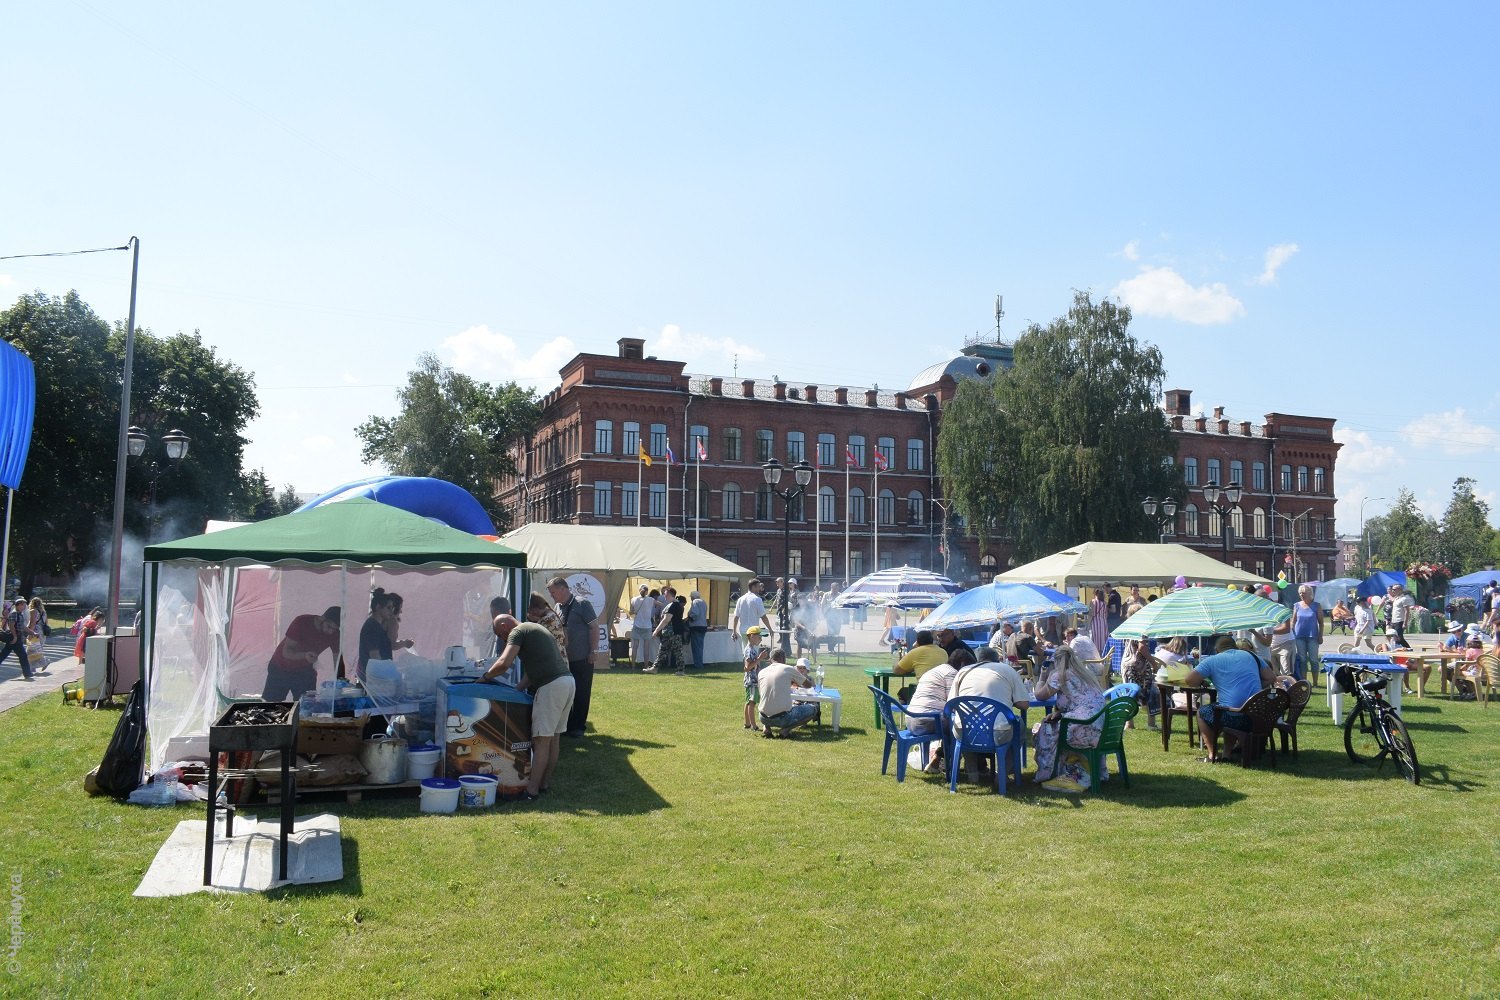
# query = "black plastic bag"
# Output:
<box><xmin>93</xmin><ymin>680</ymin><xmax>146</xmax><ymax>798</ymax></box>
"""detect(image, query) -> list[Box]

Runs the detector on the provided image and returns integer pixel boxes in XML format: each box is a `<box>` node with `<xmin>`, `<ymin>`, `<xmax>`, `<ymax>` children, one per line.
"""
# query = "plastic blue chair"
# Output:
<box><xmin>1103</xmin><ymin>682</ymin><xmax>1141</xmax><ymax>701</ymax></box>
<box><xmin>869</xmin><ymin>686</ymin><xmax>942</xmax><ymax>782</ymax></box>
<box><xmin>941</xmin><ymin>696</ymin><xmax>1021</xmax><ymax>795</ymax></box>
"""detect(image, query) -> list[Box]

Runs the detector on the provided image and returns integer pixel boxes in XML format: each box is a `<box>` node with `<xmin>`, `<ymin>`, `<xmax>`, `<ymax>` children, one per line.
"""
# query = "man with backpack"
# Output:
<box><xmin>0</xmin><ymin>598</ymin><xmax>34</xmax><ymax>680</ymax></box>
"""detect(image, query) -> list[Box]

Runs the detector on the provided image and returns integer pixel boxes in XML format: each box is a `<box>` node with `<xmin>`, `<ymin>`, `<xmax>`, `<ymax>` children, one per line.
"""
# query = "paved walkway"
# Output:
<box><xmin>0</xmin><ymin>634</ymin><xmax>86</xmax><ymax>714</ymax></box>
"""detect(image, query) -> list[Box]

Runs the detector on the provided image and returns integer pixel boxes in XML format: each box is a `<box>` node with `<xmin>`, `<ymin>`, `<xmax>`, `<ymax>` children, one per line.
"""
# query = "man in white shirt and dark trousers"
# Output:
<box><xmin>629</xmin><ymin>585</ymin><xmax>656</xmax><ymax>670</ymax></box>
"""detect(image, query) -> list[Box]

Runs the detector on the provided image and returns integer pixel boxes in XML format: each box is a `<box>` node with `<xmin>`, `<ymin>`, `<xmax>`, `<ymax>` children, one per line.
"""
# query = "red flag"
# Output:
<box><xmin>874</xmin><ymin>449</ymin><xmax>888</xmax><ymax>471</ymax></box>
<box><xmin>845</xmin><ymin>446</ymin><xmax>859</xmax><ymax>467</ymax></box>
<box><xmin>695</xmin><ymin>439</ymin><xmax>707</xmax><ymax>461</ymax></box>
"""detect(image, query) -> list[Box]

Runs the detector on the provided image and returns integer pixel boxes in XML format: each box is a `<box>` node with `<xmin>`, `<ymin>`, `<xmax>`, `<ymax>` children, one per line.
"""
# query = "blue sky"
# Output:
<box><xmin>4</xmin><ymin>3</ymin><xmax>1496</xmax><ymax>536</ymax></box>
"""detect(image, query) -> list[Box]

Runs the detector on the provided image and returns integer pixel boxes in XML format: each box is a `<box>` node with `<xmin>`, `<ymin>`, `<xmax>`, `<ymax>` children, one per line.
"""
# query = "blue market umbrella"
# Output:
<box><xmin>915</xmin><ymin>581</ymin><xmax>1088</xmax><ymax>631</ymax></box>
<box><xmin>832</xmin><ymin>565</ymin><xmax>963</xmax><ymax>610</ymax></box>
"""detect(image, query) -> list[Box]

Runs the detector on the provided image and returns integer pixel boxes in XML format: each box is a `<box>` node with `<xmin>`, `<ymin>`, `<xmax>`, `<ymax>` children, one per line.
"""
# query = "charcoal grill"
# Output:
<box><xmin>204</xmin><ymin>701</ymin><xmax>300</xmax><ymax>886</ymax></box>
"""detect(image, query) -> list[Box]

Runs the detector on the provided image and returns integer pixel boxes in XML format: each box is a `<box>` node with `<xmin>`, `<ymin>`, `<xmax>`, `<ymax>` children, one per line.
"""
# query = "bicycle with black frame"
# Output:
<box><xmin>1334</xmin><ymin>663</ymin><xmax>1420</xmax><ymax>784</ymax></box>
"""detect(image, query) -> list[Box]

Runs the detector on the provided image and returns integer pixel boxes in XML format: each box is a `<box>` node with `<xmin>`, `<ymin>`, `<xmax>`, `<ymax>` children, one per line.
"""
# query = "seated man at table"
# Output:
<box><xmin>935</xmin><ymin>627</ymin><xmax>965</xmax><ymax>658</ymax></box>
<box><xmin>758</xmin><ymin>652</ymin><xmax>817</xmax><ymax>738</ymax></box>
<box><xmin>952</xmin><ymin>646</ymin><xmax>1031</xmax><ymax>749</ymax></box>
<box><xmin>1064</xmin><ymin>626</ymin><xmax>1101</xmax><ymax>664</ymax></box>
<box><xmin>987</xmin><ymin>622</ymin><xmax>1015</xmax><ymax>653</ymax></box>
<box><xmin>904</xmin><ymin>651</ymin><xmax>961</xmax><ymax>771</ymax></box>
<box><xmin>894</xmin><ymin>630</ymin><xmax>950</xmax><ymax>678</ymax></box>
<box><xmin>1184</xmin><ymin>633</ymin><xmax>1274</xmax><ymax>763</ymax></box>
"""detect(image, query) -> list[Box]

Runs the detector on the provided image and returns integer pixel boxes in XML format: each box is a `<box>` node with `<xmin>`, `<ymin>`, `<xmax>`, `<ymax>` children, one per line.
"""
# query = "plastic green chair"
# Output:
<box><xmin>1057</xmin><ymin>696</ymin><xmax>1139</xmax><ymax>790</ymax></box>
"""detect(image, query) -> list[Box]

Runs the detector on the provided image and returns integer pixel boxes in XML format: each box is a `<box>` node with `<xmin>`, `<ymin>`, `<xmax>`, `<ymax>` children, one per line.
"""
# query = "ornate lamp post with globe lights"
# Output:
<box><xmin>1141</xmin><ymin>494</ymin><xmax>1178</xmax><ymax>544</ymax></box>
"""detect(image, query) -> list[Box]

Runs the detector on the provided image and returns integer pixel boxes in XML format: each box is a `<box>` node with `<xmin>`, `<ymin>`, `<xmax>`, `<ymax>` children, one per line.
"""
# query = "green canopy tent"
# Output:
<box><xmin>140</xmin><ymin>499</ymin><xmax>527</xmax><ymax>771</ymax></box>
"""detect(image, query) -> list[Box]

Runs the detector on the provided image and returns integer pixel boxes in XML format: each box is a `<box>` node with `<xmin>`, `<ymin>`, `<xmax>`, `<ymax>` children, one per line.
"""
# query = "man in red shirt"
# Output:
<box><xmin>261</xmin><ymin>606</ymin><xmax>341</xmax><ymax>700</ymax></box>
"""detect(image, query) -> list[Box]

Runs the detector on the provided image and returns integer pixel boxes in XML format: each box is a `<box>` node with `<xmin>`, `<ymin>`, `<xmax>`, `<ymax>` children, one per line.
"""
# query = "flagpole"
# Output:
<box><xmin>694</xmin><ymin>448</ymin><xmax>702</xmax><ymax>548</ymax></box>
<box><xmin>873</xmin><ymin>465</ymin><xmax>880</xmax><ymax>571</ymax></box>
<box><xmin>813</xmin><ymin>462</ymin><xmax>821</xmax><ymax>590</ymax></box>
<box><xmin>665</xmin><ymin>446</ymin><xmax>672</xmax><ymax>532</ymax></box>
<box><xmin>636</xmin><ymin>448</ymin><xmax>643</xmax><ymax>527</ymax></box>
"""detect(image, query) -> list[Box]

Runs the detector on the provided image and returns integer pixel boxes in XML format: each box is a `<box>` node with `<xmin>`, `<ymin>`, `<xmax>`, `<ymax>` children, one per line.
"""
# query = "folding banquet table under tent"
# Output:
<box><xmin>997</xmin><ymin>541</ymin><xmax>1268</xmax><ymax>595</ymax></box>
<box><xmin>139</xmin><ymin>499</ymin><xmax>527</xmax><ymax>773</ymax></box>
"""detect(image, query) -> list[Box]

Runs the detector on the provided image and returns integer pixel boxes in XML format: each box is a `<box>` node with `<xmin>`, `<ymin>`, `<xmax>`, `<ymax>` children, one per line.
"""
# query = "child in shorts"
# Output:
<box><xmin>743</xmin><ymin>626</ymin><xmax>769</xmax><ymax>730</ymax></box>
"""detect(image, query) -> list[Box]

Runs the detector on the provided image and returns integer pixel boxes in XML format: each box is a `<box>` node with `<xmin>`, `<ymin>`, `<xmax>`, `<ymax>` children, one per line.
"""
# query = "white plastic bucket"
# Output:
<box><xmin>458</xmin><ymin>774</ymin><xmax>498</xmax><ymax>808</ymax></box>
<box><xmin>419</xmin><ymin>778</ymin><xmax>461</xmax><ymax>814</ymax></box>
<box><xmin>407</xmin><ymin>744</ymin><xmax>442</xmax><ymax>781</ymax></box>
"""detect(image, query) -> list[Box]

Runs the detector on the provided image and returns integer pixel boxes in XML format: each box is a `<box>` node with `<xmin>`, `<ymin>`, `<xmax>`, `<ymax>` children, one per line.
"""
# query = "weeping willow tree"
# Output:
<box><xmin>936</xmin><ymin>291</ymin><xmax>1181</xmax><ymax>561</ymax></box>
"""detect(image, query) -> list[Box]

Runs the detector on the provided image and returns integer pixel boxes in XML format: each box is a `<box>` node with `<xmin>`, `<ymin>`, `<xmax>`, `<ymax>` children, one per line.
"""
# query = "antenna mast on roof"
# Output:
<box><xmin>994</xmin><ymin>294</ymin><xmax>1005</xmax><ymax>341</ymax></box>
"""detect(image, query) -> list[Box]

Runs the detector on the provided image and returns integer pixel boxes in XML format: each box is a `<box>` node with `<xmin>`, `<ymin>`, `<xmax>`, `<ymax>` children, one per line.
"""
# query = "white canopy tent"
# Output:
<box><xmin>501</xmin><ymin>524</ymin><xmax>756</xmax><ymax>664</ymax></box>
<box><xmin>998</xmin><ymin>541</ymin><xmax>1268</xmax><ymax>595</ymax></box>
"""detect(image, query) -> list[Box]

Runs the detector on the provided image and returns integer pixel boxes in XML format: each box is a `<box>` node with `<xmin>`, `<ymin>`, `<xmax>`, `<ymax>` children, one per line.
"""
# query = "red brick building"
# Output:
<box><xmin>494</xmin><ymin>340</ymin><xmax>1341</xmax><ymax>587</ymax></box>
<box><xmin>1160</xmin><ymin>388</ymin><xmax>1342</xmax><ymax>584</ymax></box>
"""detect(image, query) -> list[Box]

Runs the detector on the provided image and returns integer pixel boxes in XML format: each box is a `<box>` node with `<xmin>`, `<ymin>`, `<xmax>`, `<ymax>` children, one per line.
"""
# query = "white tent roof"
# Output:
<box><xmin>998</xmin><ymin>541</ymin><xmax>1268</xmax><ymax>592</ymax></box>
<box><xmin>500</xmin><ymin>524</ymin><xmax>754</xmax><ymax>580</ymax></box>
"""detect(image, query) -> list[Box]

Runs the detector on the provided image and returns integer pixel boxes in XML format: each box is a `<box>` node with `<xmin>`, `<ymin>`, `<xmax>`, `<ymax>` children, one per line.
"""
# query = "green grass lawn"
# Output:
<box><xmin>3</xmin><ymin>654</ymin><xmax>1498</xmax><ymax>999</ymax></box>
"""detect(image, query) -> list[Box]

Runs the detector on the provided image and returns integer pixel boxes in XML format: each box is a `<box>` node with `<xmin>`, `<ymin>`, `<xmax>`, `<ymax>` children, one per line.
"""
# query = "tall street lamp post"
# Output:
<box><xmin>1202</xmin><ymin>479</ymin><xmax>1242</xmax><ymax>565</ymax></box>
<box><xmin>126</xmin><ymin>426</ymin><xmax>191</xmax><ymax>542</ymax></box>
<box><xmin>1140</xmin><ymin>494</ymin><xmax>1179</xmax><ymax>544</ymax></box>
<box><xmin>763</xmin><ymin>458</ymin><xmax>813</xmax><ymax>579</ymax></box>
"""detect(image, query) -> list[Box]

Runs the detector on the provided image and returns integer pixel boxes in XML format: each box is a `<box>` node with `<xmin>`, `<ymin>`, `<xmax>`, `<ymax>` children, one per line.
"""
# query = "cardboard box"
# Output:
<box><xmin>436</xmin><ymin>679</ymin><xmax>533</xmax><ymax>796</ymax></box>
<box><xmin>296</xmin><ymin>717</ymin><xmax>365</xmax><ymax>756</ymax></box>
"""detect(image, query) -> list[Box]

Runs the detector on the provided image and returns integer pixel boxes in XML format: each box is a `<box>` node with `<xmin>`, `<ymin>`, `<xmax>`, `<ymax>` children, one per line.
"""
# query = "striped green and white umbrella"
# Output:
<box><xmin>1110</xmin><ymin>586</ymin><xmax>1291</xmax><ymax>639</ymax></box>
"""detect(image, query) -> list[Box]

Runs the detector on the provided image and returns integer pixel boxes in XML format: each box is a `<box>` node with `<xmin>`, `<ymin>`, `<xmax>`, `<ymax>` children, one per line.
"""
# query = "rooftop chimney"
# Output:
<box><xmin>865</xmin><ymin>389</ymin><xmax>878</xmax><ymax>407</ymax></box>
<box><xmin>774</xmin><ymin>380</ymin><xmax>787</xmax><ymax>401</ymax></box>
<box><xmin>742</xmin><ymin>379</ymin><xmax>756</xmax><ymax>398</ymax></box>
<box><xmin>894</xmin><ymin>391</ymin><xmax>907</xmax><ymax>409</ymax></box>
<box><xmin>1194</xmin><ymin>414</ymin><xmax>1207</xmax><ymax>433</ymax></box>
<box><xmin>805</xmin><ymin>385</ymin><xmax>818</xmax><ymax>403</ymax></box>
<box><xmin>709</xmin><ymin>377</ymin><xmax>723</xmax><ymax>396</ymax></box>
<box><xmin>1240</xmin><ymin>420</ymin><xmax>1251</xmax><ymax>436</ymax></box>
<box><xmin>617</xmin><ymin>337</ymin><xmax>645</xmax><ymax>360</ymax></box>
<box><xmin>1164</xmin><ymin>388</ymin><xmax>1192</xmax><ymax>416</ymax></box>
<box><xmin>835</xmin><ymin>387</ymin><xmax>849</xmax><ymax>405</ymax></box>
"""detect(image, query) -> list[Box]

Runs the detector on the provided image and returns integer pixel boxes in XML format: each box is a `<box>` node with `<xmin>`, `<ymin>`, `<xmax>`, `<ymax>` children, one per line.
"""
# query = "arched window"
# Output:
<box><xmin>786</xmin><ymin>430</ymin><xmax>805</xmax><ymax>463</ymax></box>
<box><xmin>1207</xmin><ymin>458</ymin><xmax>1221</xmax><ymax>485</ymax></box>
<box><xmin>1183</xmin><ymin>504</ymin><xmax>1199</xmax><ymax>536</ymax></box>
<box><xmin>818</xmin><ymin>486</ymin><xmax>836</xmax><ymax>524</ymax></box>
<box><xmin>1231</xmin><ymin>508</ymin><xmax>1243</xmax><ymax>536</ymax></box>
<box><xmin>816</xmin><ymin>433</ymin><xmax>835</xmax><ymax>468</ymax></box>
<box><xmin>906</xmin><ymin>490</ymin><xmax>924</xmax><ymax>525</ymax></box>
<box><xmin>1253</xmin><ymin>507</ymin><xmax>1266</xmax><ymax>539</ymax></box>
<box><xmin>722</xmin><ymin>482</ymin><xmax>741</xmax><ymax>521</ymax></box>
<box><xmin>1208</xmin><ymin>507</ymin><xmax>1222</xmax><ymax>537</ymax></box>
<box><xmin>877</xmin><ymin>489</ymin><xmax>896</xmax><ymax>525</ymax></box>
<box><xmin>849</xmin><ymin>487</ymin><xmax>867</xmax><ymax>525</ymax></box>
<box><xmin>979</xmin><ymin>554</ymin><xmax>998</xmax><ymax>583</ymax></box>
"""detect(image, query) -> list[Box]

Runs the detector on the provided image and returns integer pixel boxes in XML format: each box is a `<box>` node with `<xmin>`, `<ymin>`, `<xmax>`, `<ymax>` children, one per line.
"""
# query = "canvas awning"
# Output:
<box><xmin>998</xmin><ymin>541</ymin><xmax>1268</xmax><ymax>593</ymax></box>
<box><xmin>145</xmin><ymin>498</ymin><xmax>526</xmax><ymax>568</ymax></box>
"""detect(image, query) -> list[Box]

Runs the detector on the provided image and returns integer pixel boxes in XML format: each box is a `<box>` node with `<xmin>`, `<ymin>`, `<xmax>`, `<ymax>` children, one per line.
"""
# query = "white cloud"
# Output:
<box><xmin>1110</xmin><ymin>266</ymin><xmax>1245</xmax><ymax>324</ymax></box>
<box><xmin>1398</xmin><ymin>409</ymin><xmax>1500</xmax><ymax>456</ymax></box>
<box><xmin>1253</xmin><ymin>242</ymin><xmax>1300</xmax><ymax>285</ymax></box>
<box><xmin>653</xmin><ymin>323</ymin><xmax>764</xmax><ymax>367</ymax></box>
<box><xmin>1333</xmin><ymin>427</ymin><xmax>1399</xmax><ymax>474</ymax></box>
<box><xmin>442</xmin><ymin>325</ymin><xmax>578</xmax><ymax>382</ymax></box>
<box><xmin>341</xmin><ymin>372</ymin><xmax>359</xmax><ymax>385</ymax></box>
<box><xmin>1118</xmin><ymin>241</ymin><xmax>1140</xmax><ymax>261</ymax></box>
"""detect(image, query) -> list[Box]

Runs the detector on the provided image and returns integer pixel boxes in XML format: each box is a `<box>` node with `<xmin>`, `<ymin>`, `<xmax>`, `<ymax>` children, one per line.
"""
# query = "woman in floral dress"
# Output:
<box><xmin>1031</xmin><ymin>645</ymin><xmax>1108</xmax><ymax>790</ymax></box>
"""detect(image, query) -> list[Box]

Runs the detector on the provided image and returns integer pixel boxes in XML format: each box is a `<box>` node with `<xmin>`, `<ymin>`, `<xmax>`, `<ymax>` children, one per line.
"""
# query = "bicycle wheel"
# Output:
<box><xmin>1380</xmin><ymin>709</ymin><xmax>1421</xmax><ymax>784</ymax></box>
<box><xmin>1344</xmin><ymin>699</ymin><xmax>1384</xmax><ymax>764</ymax></box>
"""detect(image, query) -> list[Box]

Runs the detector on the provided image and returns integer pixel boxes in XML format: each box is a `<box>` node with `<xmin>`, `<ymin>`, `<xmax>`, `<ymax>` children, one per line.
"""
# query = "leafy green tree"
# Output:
<box><xmin>1437</xmin><ymin>476</ymin><xmax>1494</xmax><ymax>576</ymax></box>
<box><xmin>122</xmin><ymin>327</ymin><xmax>259</xmax><ymax>542</ymax></box>
<box><xmin>240</xmin><ymin>469</ymin><xmax>302</xmax><ymax>521</ymax></box>
<box><xmin>356</xmin><ymin>352</ymin><xmax>539</xmax><ymax>528</ymax></box>
<box><xmin>1358</xmin><ymin>514</ymin><xmax>1388</xmax><ymax>571</ymax></box>
<box><xmin>937</xmin><ymin>292</ymin><xmax>1180</xmax><ymax>560</ymax></box>
<box><xmin>1381</xmin><ymin>488</ymin><xmax>1439</xmax><ymax>571</ymax></box>
<box><xmin>0</xmin><ymin>292</ymin><xmax>117</xmax><ymax>590</ymax></box>
<box><xmin>0</xmin><ymin>292</ymin><xmax>260</xmax><ymax>591</ymax></box>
